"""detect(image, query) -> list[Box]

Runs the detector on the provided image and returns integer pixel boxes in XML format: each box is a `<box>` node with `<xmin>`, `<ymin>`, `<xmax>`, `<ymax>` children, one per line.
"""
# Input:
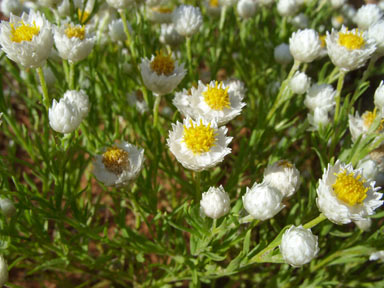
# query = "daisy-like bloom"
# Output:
<box><xmin>0</xmin><ymin>11</ymin><xmax>53</xmax><ymax>68</ymax></box>
<box><xmin>237</xmin><ymin>0</ymin><xmax>257</xmax><ymax>19</ymax></box>
<box><xmin>93</xmin><ymin>142</ymin><xmax>145</xmax><ymax>187</ymax></box>
<box><xmin>204</xmin><ymin>0</ymin><xmax>222</xmax><ymax>17</ymax></box>
<box><xmin>304</xmin><ymin>84</ymin><xmax>336</xmax><ymax>111</ymax></box>
<box><xmin>0</xmin><ymin>257</ymin><xmax>7</xmax><ymax>286</ymax></box>
<box><xmin>0</xmin><ymin>197</ymin><xmax>16</xmax><ymax>217</ymax></box>
<box><xmin>354</xmin><ymin>217</ymin><xmax>372</xmax><ymax>232</ymax></box>
<box><xmin>370</xmin><ymin>251</ymin><xmax>384</xmax><ymax>261</ymax></box>
<box><xmin>159</xmin><ymin>24</ymin><xmax>184</xmax><ymax>47</ymax></box>
<box><xmin>374</xmin><ymin>81</ymin><xmax>384</xmax><ymax>113</ymax></box>
<box><xmin>289</xmin><ymin>71</ymin><xmax>310</xmax><ymax>94</ymax></box>
<box><xmin>242</xmin><ymin>182</ymin><xmax>285</xmax><ymax>221</ymax></box>
<box><xmin>308</xmin><ymin>107</ymin><xmax>331</xmax><ymax>131</ymax></box>
<box><xmin>49</xmin><ymin>97</ymin><xmax>83</xmax><ymax>134</ymax></box>
<box><xmin>108</xmin><ymin>19</ymin><xmax>132</xmax><ymax>42</ymax></box>
<box><xmin>316</xmin><ymin>160</ymin><xmax>383</xmax><ymax>225</ymax></box>
<box><xmin>354</xmin><ymin>4</ymin><xmax>383</xmax><ymax>31</ymax></box>
<box><xmin>289</xmin><ymin>29</ymin><xmax>322</xmax><ymax>63</ymax></box>
<box><xmin>1</xmin><ymin>0</ymin><xmax>23</xmax><ymax>17</ymax></box>
<box><xmin>140</xmin><ymin>51</ymin><xmax>186</xmax><ymax>96</ymax></box>
<box><xmin>200</xmin><ymin>186</ymin><xmax>231</xmax><ymax>219</ymax></box>
<box><xmin>368</xmin><ymin>21</ymin><xmax>384</xmax><ymax>56</ymax></box>
<box><xmin>54</xmin><ymin>22</ymin><xmax>95</xmax><ymax>63</ymax></box>
<box><xmin>326</xmin><ymin>26</ymin><xmax>376</xmax><ymax>72</ymax></box>
<box><xmin>263</xmin><ymin>160</ymin><xmax>301</xmax><ymax>198</ymax></box>
<box><xmin>348</xmin><ymin>109</ymin><xmax>384</xmax><ymax>142</ymax></box>
<box><xmin>173</xmin><ymin>80</ymin><xmax>246</xmax><ymax>126</ymax></box>
<box><xmin>277</xmin><ymin>0</ymin><xmax>299</xmax><ymax>17</ymax></box>
<box><xmin>148</xmin><ymin>6</ymin><xmax>173</xmax><ymax>24</ymax></box>
<box><xmin>280</xmin><ymin>225</ymin><xmax>319</xmax><ymax>267</ymax></box>
<box><xmin>172</xmin><ymin>5</ymin><xmax>202</xmax><ymax>37</ymax></box>
<box><xmin>63</xmin><ymin>90</ymin><xmax>90</xmax><ymax>119</ymax></box>
<box><xmin>274</xmin><ymin>43</ymin><xmax>293</xmax><ymax>65</ymax></box>
<box><xmin>106</xmin><ymin>0</ymin><xmax>135</xmax><ymax>10</ymax></box>
<box><xmin>167</xmin><ymin>117</ymin><xmax>232</xmax><ymax>171</ymax></box>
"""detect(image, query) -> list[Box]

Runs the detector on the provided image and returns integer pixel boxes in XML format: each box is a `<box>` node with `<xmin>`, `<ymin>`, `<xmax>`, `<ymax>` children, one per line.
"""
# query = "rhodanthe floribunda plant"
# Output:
<box><xmin>316</xmin><ymin>160</ymin><xmax>383</xmax><ymax>225</ymax></box>
<box><xmin>374</xmin><ymin>81</ymin><xmax>384</xmax><ymax>113</ymax></box>
<box><xmin>289</xmin><ymin>29</ymin><xmax>322</xmax><ymax>63</ymax></box>
<box><xmin>173</xmin><ymin>80</ymin><xmax>246</xmax><ymax>126</ymax></box>
<box><xmin>0</xmin><ymin>11</ymin><xmax>53</xmax><ymax>68</ymax></box>
<box><xmin>200</xmin><ymin>186</ymin><xmax>231</xmax><ymax>219</ymax></box>
<box><xmin>289</xmin><ymin>71</ymin><xmax>310</xmax><ymax>95</ymax></box>
<box><xmin>348</xmin><ymin>109</ymin><xmax>384</xmax><ymax>142</ymax></box>
<box><xmin>93</xmin><ymin>142</ymin><xmax>145</xmax><ymax>187</ymax></box>
<box><xmin>167</xmin><ymin>117</ymin><xmax>232</xmax><ymax>171</ymax></box>
<box><xmin>172</xmin><ymin>5</ymin><xmax>203</xmax><ymax>37</ymax></box>
<box><xmin>49</xmin><ymin>97</ymin><xmax>83</xmax><ymax>134</ymax></box>
<box><xmin>354</xmin><ymin>4</ymin><xmax>383</xmax><ymax>31</ymax></box>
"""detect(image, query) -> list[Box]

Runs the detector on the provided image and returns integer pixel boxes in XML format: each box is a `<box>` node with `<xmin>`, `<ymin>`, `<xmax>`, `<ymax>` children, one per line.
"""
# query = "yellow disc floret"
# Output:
<box><xmin>65</xmin><ymin>25</ymin><xmax>85</xmax><ymax>40</ymax></box>
<box><xmin>10</xmin><ymin>21</ymin><xmax>40</xmax><ymax>43</ymax></box>
<box><xmin>150</xmin><ymin>51</ymin><xmax>175</xmax><ymax>76</ymax></box>
<box><xmin>203</xmin><ymin>81</ymin><xmax>230</xmax><ymax>111</ymax></box>
<box><xmin>362</xmin><ymin>108</ymin><xmax>384</xmax><ymax>131</ymax></box>
<box><xmin>278</xmin><ymin>160</ymin><xmax>293</xmax><ymax>168</ymax></box>
<box><xmin>78</xmin><ymin>9</ymin><xmax>90</xmax><ymax>24</ymax></box>
<box><xmin>102</xmin><ymin>146</ymin><xmax>130</xmax><ymax>174</ymax></box>
<box><xmin>332</xmin><ymin>169</ymin><xmax>368</xmax><ymax>206</ymax></box>
<box><xmin>210</xmin><ymin>0</ymin><xmax>219</xmax><ymax>7</ymax></box>
<box><xmin>183</xmin><ymin>120</ymin><xmax>217</xmax><ymax>154</ymax></box>
<box><xmin>319</xmin><ymin>35</ymin><xmax>326</xmax><ymax>48</ymax></box>
<box><xmin>338</xmin><ymin>29</ymin><xmax>365</xmax><ymax>50</ymax></box>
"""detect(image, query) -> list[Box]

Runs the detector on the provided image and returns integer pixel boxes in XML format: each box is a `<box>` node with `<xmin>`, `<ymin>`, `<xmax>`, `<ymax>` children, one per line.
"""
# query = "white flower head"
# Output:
<box><xmin>108</xmin><ymin>18</ymin><xmax>132</xmax><ymax>42</ymax></box>
<box><xmin>289</xmin><ymin>29</ymin><xmax>322</xmax><ymax>63</ymax></box>
<box><xmin>242</xmin><ymin>182</ymin><xmax>285</xmax><ymax>220</ymax></box>
<box><xmin>174</xmin><ymin>80</ymin><xmax>246</xmax><ymax>126</ymax></box>
<box><xmin>0</xmin><ymin>257</ymin><xmax>8</xmax><ymax>287</ymax></box>
<box><xmin>237</xmin><ymin>0</ymin><xmax>258</xmax><ymax>19</ymax></box>
<box><xmin>167</xmin><ymin>117</ymin><xmax>232</xmax><ymax>171</ymax></box>
<box><xmin>63</xmin><ymin>90</ymin><xmax>90</xmax><ymax>119</ymax></box>
<box><xmin>172</xmin><ymin>5</ymin><xmax>203</xmax><ymax>37</ymax></box>
<box><xmin>316</xmin><ymin>160</ymin><xmax>383</xmax><ymax>225</ymax></box>
<box><xmin>357</xmin><ymin>157</ymin><xmax>379</xmax><ymax>181</ymax></box>
<box><xmin>354</xmin><ymin>4</ymin><xmax>383</xmax><ymax>31</ymax></box>
<box><xmin>370</xmin><ymin>251</ymin><xmax>384</xmax><ymax>261</ymax></box>
<box><xmin>148</xmin><ymin>6</ymin><xmax>174</xmax><ymax>23</ymax></box>
<box><xmin>308</xmin><ymin>107</ymin><xmax>331</xmax><ymax>131</ymax></box>
<box><xmin>200</xmin><ymin>185</ymin><xmax>231</xmax><ymax>219</ymax></box>
<box><xmin>280</xmin><ymin>225</ymin><xmax>319</xmax><ymax>267</ymax></box>
<box><xmin>326</xmin><ymin>26</ymin><xmax>376</xmax><ymax>72</ymax></box>
<box><xmin>330</xmin><ymin>0</ymin><xmax>345</xmax><ymax>9</ymax></box>
<box><xmin>93</xmin><ymin>142</ymin><xmax>145</xmax><ymax>187</ymax></box>
<box><xmin>277</xmin><ymin>0</ymin><xmax>299</xmax><ymax>17</ymax></box>
<box><xmin>304</xmin><ymin>83</ymin><xmax>336</xmax><ymax>111</ymax></box>
<box><xmin>274</xmin><ymin>43</ymin><xmax>293</xmax><ymax>65</ymax></box>
<box><xmin>289</xmin><ymin>71</ymin><xmax>310</xmax><ymax>94</ymax></box>
<box><xmin>159</xmin><ymin>24</ymin><xmax>184</xmax><ymax>46</ymax></box>
<box><xmin>348</xmin><ymin>109</ymin><xmax>383</xmax><ymax>142</ymax></box>
<box><xmin>291</xmin><ymin>13</ymin><xmax>309</xmax><ymax>29</ymax></box>
<box><xmin>49</xmin><ymin>98</ymin><xmax>83</xmax><ymax>134</ymax></box>
<box><xmin>0</xmin><ymin>198</ymin><xmax>16</xmax><ymax>217</ymax></box>
<box><xmin>368</xmin><ymin>21</ymin><xmax>384</xmax><ymax>56</ymax></box>
<box><xmin>54</xmin><ymin>22</ymin><xmax>95</xmax><ymax>63</ymax></box>
<box><xmin>106</xmin><ymin>0</ymin><xmax>135</xmax><ymax>10</ymax></box>
<box><xmin>263</xmin><ymin>160</ymin><xmax>301</xmax><ymax>198</ymax></box>
<box><xmin>354</xmin><ymin>217</ymin><xmax>372</xmax><ymax>232</ymax></box>
<box><xmin>1</xmin><ymin>0</ymin><xmax>23</xmax><ymax>17</ymax></box>
<box><xmin>375</xmin><ymin>81</ymin><xmax>384</xmax><ymax>113</ymax></box>
<box><xmin>0</xmin><ymin>11</ymin><xmax>53</xmax><ymax>68</ymax></box>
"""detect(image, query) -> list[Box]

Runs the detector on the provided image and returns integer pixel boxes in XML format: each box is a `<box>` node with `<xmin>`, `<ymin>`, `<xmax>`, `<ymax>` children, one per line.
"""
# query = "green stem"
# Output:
<box><xmin>69</xmin><ymin>61</ymin><xmax>75</xmax><ymax>90</ymax></box>
<box><xmin>153</xmin><ymin>95</ymin><xmax>161</xmax><ymax>127</ymax></box>
<box><xmin>37</xmin><ymin>67</ymin><xmax>50</xmax><ymax>110</ymax></box>
<box><xmin>334</xmin><ymin>70</ymin><xmax>346</xmax><ymax>122</ymax></box>
<box><xmin>303</xmin><ymin>213</ymin><xmax>327</xmax><ymax>229</ymax></box>
<box><xmin>195</xmin><ymin>171</ymin><xmax>201</xmax><ymax>203</ymax></box>
<box><xmin>186</xmin><ymin>37</ymin><xmax>193</xmax><ymax>80</ymax></box>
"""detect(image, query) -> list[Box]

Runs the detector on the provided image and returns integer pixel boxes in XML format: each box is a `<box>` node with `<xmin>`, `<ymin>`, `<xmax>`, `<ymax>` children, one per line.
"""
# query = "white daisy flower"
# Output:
<box><xmin>316</xmin><ymin>160</ymin><xmax>383</xmax><ymax>225</ymax></box>
<box><xmin>374</xmin><ymin>81</ymin><xmax>384</xmax><ymax>113</ymax></box>
<box><xmin>139</xmin><ymin>51</ymin><xmax>186</xmax><ymax>96</ymax></box>
<box><xmin>172</xmin><ymin>5</ymin><xmax>203</xmax><ymax>37</ymax></box>
<box><xmin>1</xmin><ymin>0</ymin><xmax>23</xmax><ymax>17</ymax></box>
<box><xmin>280</xmin><ymin>225</ymin><xmax>319</xmax><ymax>267</ymax></box>
<box><xmin>93</xmin><ymin>142</ymin><xmax>145</xmax><ymax>187</ymax></box>
<box><xmin>237</xmin><ymin>0</ymin><xmax>257</xmax><ymax>19</ymax></box>
<box><xmin>308</xmin><ymin>107</ymin><xmax>331</xmax><ymax>131</ymax></box>
<box><xmin>274</xmin><ymin>43</ymin><xmax>293</xmax><ymax>65</ymax></box>
<box><xmin>289</xmin><ymin>71</ymin><xmax>310</xmax><ymax>94</ymax></box>
<box><xmin>106</xmin><ymin>0</ymin><xmax>135</xmax><ymax>10</ymax></box>
<box><xmin>242</xmin><ymin>182</ymin><xmax>285</xmax><ymax>221</ymax></box>
<box><xmin>0</xmin><ymin>11</ymin><xmax>53</xmax><ymax>68</ymax></box>
<box><xmin>354</xmin><ymin>4</ymin><xmax>383</xmax><ymax>31</ymax></box>
<box><xmin>48</xmin><ymin>97</ymin><xmax>83</xmax><ymax>134</ymax></box>
<box><xmin>368</xmin><ymin>21</ymin><xmax>384</xmax><ymax>56</ymax></box>
<box><xmin>167</xmin><ymin>118</ymin><xmax>232</xmax><ymax>171</ymax></box>
<box><xmin>326</xmin><ymin>26</ymin><xmax>376</xmax><ymax>72</ymax></box>
<box><xmin>354</xmin><ymin>217</ymin><xmax>372</xmax><ymax>232</ymax></box>
<box><xmin>304</xmin><ymin>83</ymin><xmax>336</xmax><ymax>111</ymax></box>
<box><xmin>277</xmin><ymin>0</ymin><xmax>299</xmax><ymax>17</ymax></box>
<box><xmin>159</xmin><ymin>24</ymin><xmax>184</xmax><ymax>46</ymax></box>
<box><xmin>148</xmin><ymin>6</ymin><xmax>173</xmax><ymax>24</ymax></box>
<box><xmin>348</xmin><ymin>109</ymin><xmax>383</xmax><ymax>142</ymax></box>
<box><xmin>289</xmin><ymin>29</ymin><xmax>322</xmax><ymax>63</ymax></box>
<box><xmin>200</xmin><ymin>185</ymin><xmax>231</xmax><ymax>219</ymax></box>
<box><xmin>54</xmin><ymin>22</ymin><xmax>95</xmax><ymax>63</ymax></box>
<box><xmin>63</xmin><ymin>90</ymin><xmax>90</xmax><ymax>119</ymax></box>
<box><xmin>263</xmin><ymin>160</ymin><xmax>301</xmax><ymax>198</ymax></box>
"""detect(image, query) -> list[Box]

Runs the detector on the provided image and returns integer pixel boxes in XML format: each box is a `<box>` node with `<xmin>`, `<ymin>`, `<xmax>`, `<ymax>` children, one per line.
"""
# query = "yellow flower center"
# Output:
<box><xmin>150</xmin><ymin>51</ymin><xmax>175</xmax><ymax>76</ymax></box>
<box><xmin>319</xmin><ymin>35</ymin><xmax>326</xmax><ymax>48</ymax></box>
<box><xmin>203</xmin><ymin>81</ymin><xmax>230</xmax><ymax>111</ymax></box>
<box><xmin>210</xmin><ymin>0</ymin><xmax>219</xmax><ymax>7</ymax></box>
<box><xmin>183</xmin><ymin>120</ymin><xmax>217</xmax><ymax>154</ymax></box>
<box><xmin>338</xmin><ymin>29</ymin><xmax>365</xmax><ymax>50</ymax></box>
<box><xmin>362</xmin><ymin>108</ymin><xmax>384</xmax><ymax>131</ymax></box>
<box><xmin>102</xmin><ymin>146</ymin><xmax>129</xmax><ymax>174</ymax></box>
<box><xmin>278</xmin><ymin>160</ymin><xmax>293</xmax><ymax>168</ymax></box>
<box><xmin>78</xmin><ymin>9</ymin><xmax>90</xmax><ymax>24</ymax></box>
<box><xmin>332</xmin><ymin>170</ymin><xmax>368</xmax><ymax>206</ymax></box>
<box><xmin>10</xmin><ymin>21</ymin><xmax>40</xmax><ymax>43</ymax></box>
<box><xmin>65</xmin><ymin>25</ymin><xmax>85</xmax><ymax>40</ymax></box>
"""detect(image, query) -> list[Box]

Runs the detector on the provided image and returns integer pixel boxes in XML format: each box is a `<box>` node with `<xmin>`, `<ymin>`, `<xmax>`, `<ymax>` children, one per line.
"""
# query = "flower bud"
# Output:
<box><xmin>49</xmin><ymin>98</ymin><xmax>82</xmax><ymax>134</ymax></box>
<box><xmin>289</xmin><ymin>29</ymin><xmax>322</xmax><ymax>63</ymax></box>
<box><xmin>280</xmin><ymin>225</ymin><xmax>319</xmax><ymax>267</ymax></box>
<box><xmin>289</xmin><ymin>71</ymin><xmax>311</xmax><ymax>95</ymax></box>
<box><xmin>237</xmin><ymin>0</ymin><xmax>257</xmax><ymax>19</ymax></box>
<box><xmin>63</xmin><ymin>90</ymin><xmax>90</xmax><ymax>119</ymax></box>
<box><xmin>172</xmin><ymin>5</ymin><xmax>203</xmax><ymax>37</ymax></box>
<box><xmin>200</xmin><ymin>186</ymin><xmax>231</xmax><ymax>219</ymax></box>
